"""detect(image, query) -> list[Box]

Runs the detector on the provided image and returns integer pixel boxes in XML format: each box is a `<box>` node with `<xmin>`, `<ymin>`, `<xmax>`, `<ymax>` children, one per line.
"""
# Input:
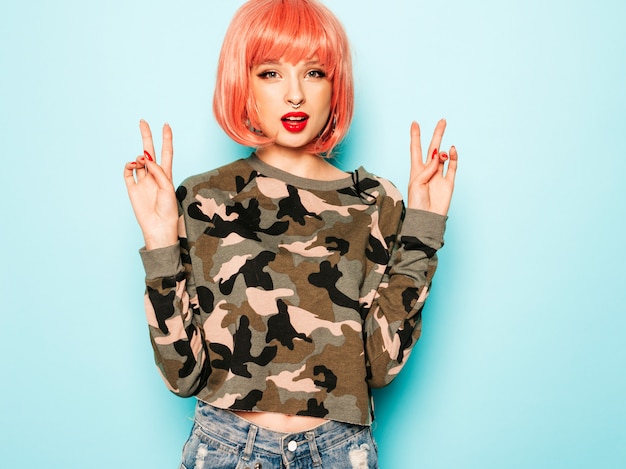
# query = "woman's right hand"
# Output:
<box><xmin>124</xmin><ymin>120</ymin><xmax>179</xmax><ymax>250</ymax></box>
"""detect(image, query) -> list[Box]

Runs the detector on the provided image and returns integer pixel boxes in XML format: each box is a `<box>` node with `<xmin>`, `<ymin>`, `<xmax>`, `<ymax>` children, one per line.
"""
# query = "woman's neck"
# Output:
<box><xmin>255</xmin><ymin>145</ymin><xmax>347</xmax><ymax>181</ymax></box>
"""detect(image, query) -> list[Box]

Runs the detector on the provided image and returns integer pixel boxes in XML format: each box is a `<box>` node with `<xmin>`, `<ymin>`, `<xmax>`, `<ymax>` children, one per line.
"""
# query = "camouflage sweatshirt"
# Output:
<box><xmin>139</xmin><ymin>154</ymin><xmax>446</xmax><ymax>425</ymax></box>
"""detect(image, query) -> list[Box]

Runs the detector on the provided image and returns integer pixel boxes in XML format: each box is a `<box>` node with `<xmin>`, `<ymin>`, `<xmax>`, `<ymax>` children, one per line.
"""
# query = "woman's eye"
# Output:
<box><xmin>258</xmin><ymin>71</ymin><xmax>278</xmax><ymax>79</ymax></box>
<box><xmin>307</xmin><ymin>69</ymin><xmax>326</xmax><ymax>79</ymax></box>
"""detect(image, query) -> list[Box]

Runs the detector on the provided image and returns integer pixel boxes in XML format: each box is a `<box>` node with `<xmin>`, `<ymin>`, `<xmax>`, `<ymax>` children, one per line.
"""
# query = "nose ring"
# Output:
<box><xmin>290</xmin><ymin>102</ymin><xmax>302</xmax><ymax>109</ymax></box>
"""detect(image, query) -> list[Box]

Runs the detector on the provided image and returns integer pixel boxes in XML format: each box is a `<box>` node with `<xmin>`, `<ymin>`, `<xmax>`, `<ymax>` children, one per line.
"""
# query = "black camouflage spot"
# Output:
<box><xmin>147</xmin><ymin>286</ymin><xmax>176</xmax><ymax>334</ymax></box>
<box><xmin>401</xmin><ymin>287</ymin><xmax>420</xmax><ymax>313</ymax></box>
<box><xmin>179</xmin><ymin>237</ymin><xmax>192</xmax><ymax>265</ymax></box>
<box><xmin>219</xmin><ymin>251</ymin><xmax>276</xmax><ymax>295</ymax></box>
<box><xmin>226</xmin><ymin>199</ymin><xmax>263</xmax><ymax>238</ymax></box>
<box><xmin>277</xmin><ymin>185</ymin><xmax>322</xmax><ymax>225</ymax></box>
<box><xmin>313</xmin><ymin>365</ymin><xmax>337</xmax><ymax>392</ymax></box>
<box><xmin>233</xmin><ymin>389</ymin><xmax>263</xmax><ymax>410</ymax></box>
<box><xmin>266</xmin><ymin>300</ymin><xmax>312</xmax><ymax>350</ymax></box>
<box><xmin>173</xmin><ymin>327</ymin><xmax>198</xmax><ymax>378</ymax></box>
<box><xmin>396</xmin><ymin>316</ymin><xmax>420</xmax><ymax>364</ymax></box>
<box><xmin>161</xmin><ymin>273</ymin><xmax>178</xmax><ymax>290</ymax></box>
<box><xmin>196</xmin><ymin>198</ymin><xmax>289</xmax><ymax>241</ymax></box>
<box><xmin>194</xmin><ymin>354</ymin><xmax>213</xmax><ymax>396</ymax></box>
<box><xmin>208</xmin><ymin>343</ymin><xmax>232</xmax><ymax>372</ymax></box>
<box><xmin>400</xmin><ymin>235</ymin><xmax>438</xmax><ymax>257</ymax></box>
<box><xmin>175</xmin><ymin>185</ymin><xmax>187</xmax><ymax>203</ymax></box>
<box><xmin>196</xmin><ymin>286</ymin><xmax>214</xmax><ymax>313</ymax></box>
<box><xmin>235</xmin><ymin>170</ymin><xmax>258</xmax><ymax>193</ymax></box>
<box><xmin>210</xmin><ymin>316</ymin><xmax>277</xmax><ymax>378</ymax></box>
<box><xmin>187</xmin><ymin>201</ymin><xmax>212</xmax><ymax>223</ymax></box>
<box><xmin>296</xmin><ymin>399</ymin><xmax>329</xmax><ymax>418</ymax></box>
<box><xmin>309</xmin><ymin>261</ymin><xmax>360</xmax><ymax>311</ymax></box>
<box><xmin>365</xmin><ymin>233</ymin><xmax>389</xmax><ymax>265</ymax></box>
<box><xmin>229</xmin><ymin>198</ymin><xmax>291</xmax><ymax>237</ymax></box>
<box><xmin>326</xmin><ymin>236</ymin><xmax>349</xmax><ymax>255</ymax></box>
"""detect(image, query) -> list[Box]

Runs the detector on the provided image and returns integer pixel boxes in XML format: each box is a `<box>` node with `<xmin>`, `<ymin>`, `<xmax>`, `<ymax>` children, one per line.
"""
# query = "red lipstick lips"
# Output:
<box><xmin>281</xmin><ymin>112</ymin><xmax>309</xmax><ymax>132</ymax></box>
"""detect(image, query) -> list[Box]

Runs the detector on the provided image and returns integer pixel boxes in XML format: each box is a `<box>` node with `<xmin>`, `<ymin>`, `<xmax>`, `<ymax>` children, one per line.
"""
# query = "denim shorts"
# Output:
<box><xmin>179</xmin><ymin>399</ymin><xmax>379</xmax><ymax>469</ymax></box>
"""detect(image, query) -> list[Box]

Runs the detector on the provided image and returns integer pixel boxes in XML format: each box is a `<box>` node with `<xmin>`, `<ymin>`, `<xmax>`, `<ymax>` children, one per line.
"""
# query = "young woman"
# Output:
<box><xmin>124</xmin><ymin>0</ymin><xmax>457</xmax><ymax>467</ymax></box>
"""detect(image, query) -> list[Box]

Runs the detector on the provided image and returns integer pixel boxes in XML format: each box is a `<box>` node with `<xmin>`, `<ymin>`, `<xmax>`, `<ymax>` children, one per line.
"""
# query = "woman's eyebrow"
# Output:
<box><xmin>304</xmin><ymin>59</ymin><xmax>323</xmax><ymax>66</ymax></box>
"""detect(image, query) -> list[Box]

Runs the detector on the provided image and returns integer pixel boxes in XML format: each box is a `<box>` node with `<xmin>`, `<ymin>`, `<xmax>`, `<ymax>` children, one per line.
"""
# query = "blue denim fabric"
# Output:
<box><xmin>180</xmin><ymin>400</ymin><xmax>379</xmax><ymax>469</ymax></box>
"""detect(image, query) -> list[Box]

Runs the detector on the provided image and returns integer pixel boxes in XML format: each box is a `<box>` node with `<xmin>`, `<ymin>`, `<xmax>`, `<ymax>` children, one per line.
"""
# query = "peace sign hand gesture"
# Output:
<box><xmin>123</xmin><ymin>120</ymin><xmax>179</xmax><ymax>250</ymax></box>
<box><xmin>407</xmin><ymin>119</ymin><xmax>458</xmax><ymax>216</ymax></box>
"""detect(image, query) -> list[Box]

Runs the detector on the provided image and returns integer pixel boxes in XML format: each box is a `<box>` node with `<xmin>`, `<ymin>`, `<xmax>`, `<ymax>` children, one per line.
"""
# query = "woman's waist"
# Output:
<box><xmin>232</xmin><ymin>409</ymin><xmax>328</xmax><ymax>433</ymax></box>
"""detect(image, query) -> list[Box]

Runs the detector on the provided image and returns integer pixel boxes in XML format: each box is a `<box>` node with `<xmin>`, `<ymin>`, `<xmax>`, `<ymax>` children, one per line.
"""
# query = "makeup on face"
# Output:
<box><xmin>250</xmin><ymin>57</ymin><xmax>332</xmax><ymax>150</ymax></box>
<box><xmin>281</xmin><ymin>112</ymin><xmax>309</xmax><ymax>133</ymax></box>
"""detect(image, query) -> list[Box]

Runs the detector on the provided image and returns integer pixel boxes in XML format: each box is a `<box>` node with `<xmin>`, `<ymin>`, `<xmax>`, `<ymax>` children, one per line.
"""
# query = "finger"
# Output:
<box><xmin>437</xmin><ymin>151</ymin><xmax>448</xmax><ymax>177</ymax></box>
<box><xmin>144</xmin><ymin>158</ymin><xmax>175</xmax><ymax>190</ymax></box>
<box><xmin>124</xmin><ymin>161</ymin><xmax>137</xmax><ymax>172</ymax></box>
<box><xmin>123</xmin><ymin>162</ymin><xmax>138</xmax><ymax>187</ymax></box>
<box><xmin>415</xmin><ymin>150</ymin><xmax>441</xmax><ymax>184</ymax></box>
<box><xmin>139</xmin><ymin>119</ymin><xmax>157</xmax><ymax>163</ymax></box>
<box><xmin>445</xmin><ymin>145</ymin><xmax>458</xmax><ymax>181</ymax></box>
<box><xmin>134</xmin><ymin>155</ymin><xmax>148</xmax><ymax>180</ymax></box>
<box><xmin>410</xmin><ymin>121</ymin><xmax>424</xmax><ymax>180</ymax></box>
<box><xmin>427</xmin><ymin>118</ymin><xmax>447</xmax><ymax>163</ymax></box>
<box><xmin>160</xmin><ymin>123</ymin><xmax>174</xmax><ymax>179</ymax></box>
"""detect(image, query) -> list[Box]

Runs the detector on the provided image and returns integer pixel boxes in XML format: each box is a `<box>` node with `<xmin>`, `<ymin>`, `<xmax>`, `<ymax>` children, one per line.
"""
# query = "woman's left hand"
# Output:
<box><xmin>407</xmin><ymin>119</ymin><xmax>458</xmax><ymax>216</ymax></box>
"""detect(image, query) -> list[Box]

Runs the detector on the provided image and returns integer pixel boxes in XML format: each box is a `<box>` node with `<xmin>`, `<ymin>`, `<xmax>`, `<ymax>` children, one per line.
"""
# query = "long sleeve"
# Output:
<box><xmin>139</xmin><ymin>216</ymin><xmax>211</xmax><ymax>397</ymax></box>
<box><xmin>363</xmin><ymin>206</ymin><xmax>446</xmax><ymax>388</ymax></box>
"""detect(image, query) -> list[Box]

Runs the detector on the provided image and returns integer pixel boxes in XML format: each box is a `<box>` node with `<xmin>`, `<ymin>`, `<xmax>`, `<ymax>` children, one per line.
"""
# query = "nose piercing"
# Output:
<box><xmin>288</xmin><ymin>97</ymin><xmax>303</xmax><ymax>109</ymax></box>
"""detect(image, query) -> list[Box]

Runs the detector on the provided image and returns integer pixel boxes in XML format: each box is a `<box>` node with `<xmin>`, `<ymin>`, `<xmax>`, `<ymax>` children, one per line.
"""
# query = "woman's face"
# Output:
<box><xmin>250</xmin><ymin>57</ymin><xmax>332</xmax><ymax>151</ymax></box>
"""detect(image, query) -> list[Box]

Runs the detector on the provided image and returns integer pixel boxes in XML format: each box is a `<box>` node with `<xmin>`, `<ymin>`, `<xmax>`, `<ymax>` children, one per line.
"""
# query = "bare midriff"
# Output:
<box><xmin>232</xmin><ymin>410</ymin><xmax>328</xmax><ymax>433</ymax></box>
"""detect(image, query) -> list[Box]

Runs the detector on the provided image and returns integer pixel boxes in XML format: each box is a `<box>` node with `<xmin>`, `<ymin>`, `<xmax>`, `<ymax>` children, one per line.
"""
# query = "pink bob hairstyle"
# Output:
<box><xmin>213</xmin><ymin>0</ymin><xmax>354</xmax><ymax>156</ymax></box>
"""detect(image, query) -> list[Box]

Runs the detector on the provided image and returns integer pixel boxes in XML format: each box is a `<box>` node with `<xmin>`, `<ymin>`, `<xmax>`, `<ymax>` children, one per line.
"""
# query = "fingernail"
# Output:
<box><xmin>144</xmin><ymin>150</ymin><xmax>153</xmax><ymax>161</ymax></box>
<box><xmin>432</xmin><ymin>148</ymin><xmax>438</xmax><ymax>159</ymax></box>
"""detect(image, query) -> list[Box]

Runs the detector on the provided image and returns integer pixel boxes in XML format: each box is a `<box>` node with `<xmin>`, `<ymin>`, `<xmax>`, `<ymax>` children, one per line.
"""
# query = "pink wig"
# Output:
<box><xmin>213</xmin><ymin>0</ymin><xmax>354</xmax><ymax>156</ymax></box>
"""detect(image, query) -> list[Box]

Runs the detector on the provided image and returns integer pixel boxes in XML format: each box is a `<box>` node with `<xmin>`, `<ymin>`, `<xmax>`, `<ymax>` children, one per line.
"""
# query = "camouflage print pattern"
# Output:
<box><xmin>140</xmin><ymin>154</ymin><xmax>446</xmax><ymax>425</ymax></box>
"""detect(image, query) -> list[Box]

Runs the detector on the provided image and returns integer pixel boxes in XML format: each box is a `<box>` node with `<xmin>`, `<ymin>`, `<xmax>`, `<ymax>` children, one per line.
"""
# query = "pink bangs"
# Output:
<box><xmin>213</xmin><ymin>0</ymin><xmax>353</xmax><ymax>156</ymax></box>
<box><xmin>247</xmin><ymin>1</ymin><xmax>342</xmax><ymax>76</ymax></box>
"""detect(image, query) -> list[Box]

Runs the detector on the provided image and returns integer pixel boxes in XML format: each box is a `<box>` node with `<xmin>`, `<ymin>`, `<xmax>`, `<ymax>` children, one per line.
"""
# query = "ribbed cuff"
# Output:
<box><xmin>400</xmin><ymin>209</ymin><xmax>447</xmax><ymax>242</ymax></box>
<box><xmin>139</xmin><ymin>243</ymin><xmax>183</xmax><ymax>279</ymax></box>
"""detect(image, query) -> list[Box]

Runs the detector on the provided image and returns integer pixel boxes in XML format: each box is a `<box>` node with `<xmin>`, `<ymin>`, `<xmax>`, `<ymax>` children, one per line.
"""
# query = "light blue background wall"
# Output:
<box><xmin>1</xmin><ymin>0</ymin><xmax>624</xmax><ymax>467</ymax></box>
